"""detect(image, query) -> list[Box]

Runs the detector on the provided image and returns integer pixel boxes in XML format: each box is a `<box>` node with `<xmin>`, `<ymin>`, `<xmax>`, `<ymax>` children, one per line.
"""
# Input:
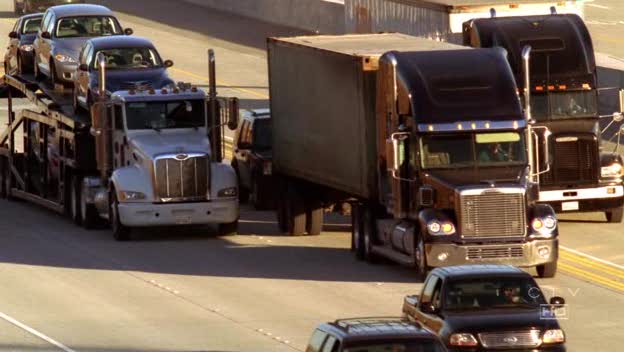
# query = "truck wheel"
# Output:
<box><xmin>218</xmin><ymin>221</ymin><xmax>238</xmax><ymax>236</ymax></box>
<box><xmin>415</xmin><ymin>235</ymin><xmax>429</xmax><ymax>280</ymax></box>
<box><xmin>80</xmin><ymin>181</ymin><xmax>99</xmax><ymax>229</ymax></box>
<box><xmin>362</xmin><ymin>206</ymin><xmax>378</xmax><ymax>263</ymax></box>
<box><xmin>536</xmin><ymin>261</ymin><xmax>557</xmax><ymax>278</ymax></box>
<box><xmin>286</xmin><ymin>184</ymin><xmax>306</xmax><ymax>236</ymax></box>
<box><xmin>70</xmin><ymin>175</ymin><xmax>82</xmax><ymax>225</ymax></box>
<box><xmin>251</xmin><ymin>176</ymin><xmax>266</xmax><ymax>210</ymax></box>
<box><xmin>110</xmin><ymin>190</ymin><xmax>131</xmax><ymax>241</ymax></box>
<box><xmin>606</xmin><ymin>208</ymin><xmax>623</xmax><ymax>223</ymax></box>
<box><xmin>352</xmin><ymin>204</ymin><xmax>366</xmax><ymax>259</ymax></box>
<box><xmin>306</xmin><ymin>200</ymin><xmax>323</xmax><ymax>236</ymax></box>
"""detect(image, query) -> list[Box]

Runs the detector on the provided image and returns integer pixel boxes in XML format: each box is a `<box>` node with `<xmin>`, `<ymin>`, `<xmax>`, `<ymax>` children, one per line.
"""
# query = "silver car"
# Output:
<box><xmin>32</xmin><ymin>4</ymin><xmax>132</xmax><ymax>86</ymax></box>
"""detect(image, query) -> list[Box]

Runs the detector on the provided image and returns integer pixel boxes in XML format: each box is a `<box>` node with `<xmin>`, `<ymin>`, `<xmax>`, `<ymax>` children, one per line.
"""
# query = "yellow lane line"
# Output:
<box><xmin>169</xmin><ymin>67</ymin><xmax>269</xmax><ymax>99</ymax></box>
<box><xmin>559</xmin><ymin>262</ymin><xmax>624</xmax><ymax>293</ymax></box>
<box><xmin>560</xmin><ymin>251</ymin><xmax>624</xmax><ymax>280</ymax></box>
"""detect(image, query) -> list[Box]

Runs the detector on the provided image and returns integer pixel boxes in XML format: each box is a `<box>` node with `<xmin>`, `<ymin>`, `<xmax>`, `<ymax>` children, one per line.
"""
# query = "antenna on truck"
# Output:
<box><xmin>98</xmin><ymin>52</ymin><xmax>106</xmax><ymax>100</ymax></box>
<box><xmin>208</xmin><ymin>49</ymin><xmax>221</xmax><ymax>162</ymax></box>
<box><xmin>489</xmin><ymin>8</ymin><xmax>496</xmax><ymax>18</ymax></box>
<box><xmin>550</xmin><ymin>6</ymin><xmax>557</xmax><ymax>15</ymax></box>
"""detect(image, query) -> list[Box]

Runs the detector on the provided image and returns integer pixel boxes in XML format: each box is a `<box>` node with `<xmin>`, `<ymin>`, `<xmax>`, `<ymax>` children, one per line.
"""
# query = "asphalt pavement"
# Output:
<box><xmin>0</xmin><ymin>1</ymin><xmax>623</xmax><ymax>351</ymax></box>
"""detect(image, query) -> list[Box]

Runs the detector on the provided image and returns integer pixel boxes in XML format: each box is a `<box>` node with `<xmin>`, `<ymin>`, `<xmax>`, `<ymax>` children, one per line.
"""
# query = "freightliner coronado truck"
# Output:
<box><xmin>464</xmin><ymin>14</ymin><xmax>624</xmax><ymax>222</ymax></box>
<box><xmin>268</xmin><ymin>33</ymin><xmax>559</xmax><ymax>277</ymax></box>
<box><xmin>0</xmin><ymin>51</ymin><xmax>240</xmax><ymax>240</ymax></box>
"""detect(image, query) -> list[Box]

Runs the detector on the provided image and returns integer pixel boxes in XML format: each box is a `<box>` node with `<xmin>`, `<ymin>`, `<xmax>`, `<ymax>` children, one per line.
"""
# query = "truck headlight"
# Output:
<box><xmin>449</xmin><ymin>333</ymin><xmax>478</xmax><ymax>347</ymax></box>
<box><xmin>119</xmin><ymin>191</ymin><xmax>146</xmax><ymax>201</ymax></box>
<box><xmin>542</xmin><ymin>329</ymin><xmax>565</xmax><ymax>344</ymax></box>
<box><xmin>20</xmin><ymin>44</ymin><xmax>33</xmax><ymax>52</ymax></box>
<box><xmin>427</xmin><ymin>220</ymin><xmax>455</xmax><ymax>235</ymax></box>
<box><xmin>531</xmin><ymin>216</ymin><xmax>556</xmax><ymax>238</ymax></box>
<box><xmin>55</xmin><ymin>54</ymin><xmax>76</xmax><ymax>63</ymax></box>
<box><xmin>218</xmin><ymin>187</ymin><xmax>237</xmax><ymax>198</ymax></box>
<box><xmin>601</xmin><ymin>163</ymin><xmax>623</xmax><ymax>178</ymax></box>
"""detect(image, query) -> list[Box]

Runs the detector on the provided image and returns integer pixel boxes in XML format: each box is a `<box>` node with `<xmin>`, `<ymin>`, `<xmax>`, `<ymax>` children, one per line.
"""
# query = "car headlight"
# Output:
<box><xmin>427</xmin><ymin>220</ymin><xmax>455</xmax><ymax>235</ymax></box>
<box><xmin>19</xmin><ymin>44</ymin><xmax>34</xmax><ymax>52</ymax></box>
<box><xmin>218</xmin><ymin>187</ymin><xmax>237</xmax><ymax>198</ymax></box>
<box><xmin>601</xmin><ymin>163</ymin><xmax>623</xmax><ymax>178</ymax></box>
<box><xmin>118</xmin><ymin>191</ymin><xmax>146</xmax><ymax>201</ymax></box>
<box><xmin>55</xmin><ymin>53</ymin><xmax>76</xmax><ymax>63</ymax></box>
<box><xmin>542</xmin><ymin>329</ymin><xmax>565</xmax><ymax>344</ymax></box>
<box><xmin>449</xmin><ymin>333</ymin><xmax>478</xmax><ymax>347</ymax></box>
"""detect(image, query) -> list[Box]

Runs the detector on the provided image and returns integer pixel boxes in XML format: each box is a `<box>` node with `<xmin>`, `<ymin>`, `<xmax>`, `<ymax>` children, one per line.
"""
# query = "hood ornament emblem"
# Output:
<box><xmin>175</xmin><ymin>154</ymin><xmax>189</xmax><ymax>160</ymax></box>
<box><xmin>503</xmin><ymin>336</ymin><xmax>518</xmax><ymax>344</ymax></box>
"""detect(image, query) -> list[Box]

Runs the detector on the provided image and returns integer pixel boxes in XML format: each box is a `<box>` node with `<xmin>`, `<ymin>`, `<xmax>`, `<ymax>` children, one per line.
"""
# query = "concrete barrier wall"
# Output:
<box><xmin>180</xmin><ymin>0</ymin><xmax>345</xmax><ymax>34</ymax></box>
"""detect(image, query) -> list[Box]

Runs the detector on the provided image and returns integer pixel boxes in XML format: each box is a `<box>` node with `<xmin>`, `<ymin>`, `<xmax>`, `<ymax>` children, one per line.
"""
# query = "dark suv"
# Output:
<box><xmin>402</xmin><ymin>265</ymin><xmax>566</xmax><ymax>351</ymax></box>
<box><xmin>305</xmin><ymin>317</ymin><xmax>447</xmax><ymax>352</ymax></box>
<box><xmin>231</xmin><ymin>109</ymin><xmax>274</xmax><ymax>209</ymax></box>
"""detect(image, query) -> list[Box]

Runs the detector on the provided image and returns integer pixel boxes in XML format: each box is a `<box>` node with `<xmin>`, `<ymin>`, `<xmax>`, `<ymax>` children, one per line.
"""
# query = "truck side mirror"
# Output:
<box><xmin>542</xmin><ymin>129</ymin><xmax>551</xmax><ymax>166</ymax></box>
<box><xmin>550</xmin><ymin>296</ymin><xmax>565</xmax><ymax>306</ymax></box>
<box><xmin>41</xmin><ymin>31</ymin><xmax>51</xmax><ymax>39</ymax></box>
<box><xmin>226</xmin><ymin>97</ymin><xmax>239</xmax><ymax>130</ymax></box>
<box><xmin>390</xmin><ymin>132</ymin><xmax>409</xmax><ymax>172</ymax></box>
<box><xmin>420</xmin><ymin>302</ymin><xmax>439</xmax><ymax>315</ymax></box>
<box><xmin>124</xmin><ymin>28</ymin><xmax>134</xmax><ymax>36</ymax></box>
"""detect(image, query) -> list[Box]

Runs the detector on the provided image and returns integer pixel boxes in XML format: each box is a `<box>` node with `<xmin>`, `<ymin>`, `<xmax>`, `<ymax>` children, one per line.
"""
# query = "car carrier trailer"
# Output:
<box><xmin>0</xmin><ymin>51</ymin><xmax>241</xmax><ymax>240</ymax></box>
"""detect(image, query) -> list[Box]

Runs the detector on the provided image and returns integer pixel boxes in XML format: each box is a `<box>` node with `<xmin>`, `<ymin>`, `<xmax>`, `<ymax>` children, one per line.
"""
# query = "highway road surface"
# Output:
<box><xmin>0</xmin><ymin>1</ymin><xmax>623</xmax><ymax>351</ymax></box>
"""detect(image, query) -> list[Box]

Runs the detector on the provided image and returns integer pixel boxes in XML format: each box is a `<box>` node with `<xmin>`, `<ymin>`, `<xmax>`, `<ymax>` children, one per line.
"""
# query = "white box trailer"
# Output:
<box><xmin>345</xmin><ymin>0</ymin><xmax>585</xmax><ymax>43</ymax></box>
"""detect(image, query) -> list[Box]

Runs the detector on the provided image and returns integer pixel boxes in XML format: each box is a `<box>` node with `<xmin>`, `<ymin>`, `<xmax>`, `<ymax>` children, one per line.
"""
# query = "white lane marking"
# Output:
<box><xmin>586</xmin><ymin>3</ymin><xmax>609</xmax><ymax>9</ymax></box>
<box><xmin>0</xmin><ymin>311</ymin><xmax>76</xmax><ymax>352</ymax></box>
<box><xmin>561</xmin><ymin>245</ymin><xmax>624</xmax><ymax>270</ymax></box>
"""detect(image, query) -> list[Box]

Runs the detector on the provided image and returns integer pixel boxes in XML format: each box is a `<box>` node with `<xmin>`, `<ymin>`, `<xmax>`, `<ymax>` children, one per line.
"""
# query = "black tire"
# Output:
<box><xmin>537</xmin><ymin>261</ymin><xmax>558</xmax><ymax>278</ymax></box>
<box><xmin>80</xmin><ymin>180</ymin><xmax>100</xmax><ymax>229</ymax></box>
<box><xmin>362</xmin><ymin>205</ymin><xmax>378</xmax><ymax>263</ymax></box>
<box><xmin>70</xmin><ymin>175</ymin><xmax>82</xmax><ymax>225</ymax></box>
<box><xmin>110</xmin><ymin>189</ymin><xmax>131</xmax><ymax>241</ymax></box>
<box><xmin>306</xmin><ymin>200</ymin><xmax>323</xmax><ymax>236</ymax></box>
<box><xmin>606</xmin><ymin>207</ymin><xmax>623</xmax><ymax>223</ymax></box>
<box><xmin>49</xmin><ymin>61</ymin><xmax>58</xmax><ymax>87</ymax></box>
<box><xmin>218</xmin><ymin>220</ymin><xmax>238</xmax><ymax>236</ymax></box>
<box><xmin>415</xmin><ymin>234</ymin><xmax>429</xmax><ymax>280</ymax></box>
<box><xmin>352</xmin><ymin>204</ymin><xmax>366</xmax><ymax>260</ymax></box>
<box><xmin>286</xmin><ymin>183</ymin><xmax>306</xmax><ymax>236</ymax></box>
<box><xmin>250</xmin><ymin>175</ymin><xmax>266</xmax><ymax>210</ymax></box>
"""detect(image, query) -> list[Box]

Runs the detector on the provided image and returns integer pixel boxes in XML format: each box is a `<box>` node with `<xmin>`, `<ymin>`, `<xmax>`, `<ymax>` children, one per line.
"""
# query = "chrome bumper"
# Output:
<box><xmin>117</xmin><ymin>199</ymin><xmax>238</xmax><ymax>227</ymax></box>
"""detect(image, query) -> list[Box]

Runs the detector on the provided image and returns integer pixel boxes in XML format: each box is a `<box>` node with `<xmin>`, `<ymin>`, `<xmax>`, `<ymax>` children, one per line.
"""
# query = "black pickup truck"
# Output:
<box><xmin>402</xmin><ymin>265</ymin><xmax>566</xmax><ymax>351</ymax></box>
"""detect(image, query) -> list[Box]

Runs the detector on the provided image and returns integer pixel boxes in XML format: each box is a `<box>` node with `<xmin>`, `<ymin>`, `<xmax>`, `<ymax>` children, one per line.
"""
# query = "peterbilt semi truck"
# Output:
<box><xmin>268</xmin><ymin>33</ymin><xmax>559</xmax><ymax>277</ymax></box>
<box><xmin>0</xmin><ymin>51</ymin><xmax>240</xmax><ymax>240</ymax></box>
<box><xmin>464</xmin><ymin>14</ymin><xmax>624</xmax><ymax>222</ymax></box>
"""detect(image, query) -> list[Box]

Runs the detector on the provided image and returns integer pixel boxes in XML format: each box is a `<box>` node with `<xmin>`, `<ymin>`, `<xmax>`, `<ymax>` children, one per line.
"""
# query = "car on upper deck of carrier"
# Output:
<box><xmin>33</xmin><ymin>4</ymin><xmax>132</xmax><ymax>86</ymax></box>
<box><xmin>4</xmin><ymin>13</ymin><xmax>43</xmax><ymax>75</ymax></box>
<box><xmin>73</xmin><ymin>35</ymin><xmax>175</xmax><ymax>112</ymax></box>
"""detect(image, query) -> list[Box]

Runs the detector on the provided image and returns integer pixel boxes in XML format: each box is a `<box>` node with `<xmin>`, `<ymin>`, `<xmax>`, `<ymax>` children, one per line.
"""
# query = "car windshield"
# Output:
<box><xmin>444</xmin><ymin>277</ymin><xmax>547</xmax><ymax>311</ymax></box>
<box><xmin>125</xmin><ymin>100</ymin><xmax>205</xmax><ymax>130</ymax></box>
<box><xmin>252</xmin><ymin>119</ymin><xmax>272</xmax><ymax>150</ymax></box>
<box><xmin>529</xmin><ymin>91</ymin><xmax>598</xmax><ymax>121</ymax></box>
<box><xmin>55</xmin><ymin>16</ymin><xmax>122</xmax><ymax>38</ymax></box>
<box><xmin>22</xmin><ymin>17</ymin><xmax>42</xmax><ymax>34</ymax></box>
<box><xmin>421</xmin><ymin>132</ymin><xmax>526</xmax><ymax>169</ymax></box>
<box><xmin>344</xmin><ymin>341</ymin><xmax>445</xmax><ymax>352</ymax></box>
<box><xmin>94</xmin><ymin>47</ymin><xmax>162</xmax><ymax>69</ymax></box>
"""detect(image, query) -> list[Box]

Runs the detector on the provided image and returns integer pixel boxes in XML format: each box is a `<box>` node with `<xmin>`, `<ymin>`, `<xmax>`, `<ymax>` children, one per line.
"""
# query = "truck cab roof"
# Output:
<box><xmin>320</xmin><ymin>317</ymin><xmax>437</xmax><ymax>343</ymax></box>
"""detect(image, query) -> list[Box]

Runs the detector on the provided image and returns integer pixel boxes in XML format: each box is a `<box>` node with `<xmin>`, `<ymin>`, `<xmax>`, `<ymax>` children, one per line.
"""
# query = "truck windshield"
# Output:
<box><xmin>444</xmin><ymin>277</ymin><xmax>547</xmax><ymax>311</ymax></box>
<box><xmin>125</xmin><ymin>100</ymin><xmax>205</xmax><ymax>130</ymax></box>
<box><xmin>55</xmin><ymin>16</ymin><xmax>122</xmax><ymax>38</ymax></box>
<box><xmin>344</xmin><ymin>341</ymin><xmax>445</xmax><ymax>352</ymax></box>
<box><xmin>530</xmin><ymin>91</ymin><xmax>598</xmax><ymax>121</ymax></box>
<box><xmin>93</xmin><ymin>48</ymin><xmax>162</xmax><ymax>69</ymax></box>
<box><xmin>421</xmin><ymin>132</ymin><xmax>526</xmax><ymax>169</ymax></box>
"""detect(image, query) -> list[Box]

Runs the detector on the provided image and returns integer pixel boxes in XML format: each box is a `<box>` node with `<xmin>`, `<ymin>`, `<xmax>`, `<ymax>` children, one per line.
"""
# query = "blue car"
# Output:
<box><xmin>73</xmin><ymin>35</ymin><xmax>174</xmax><ymax>112</ymax></box>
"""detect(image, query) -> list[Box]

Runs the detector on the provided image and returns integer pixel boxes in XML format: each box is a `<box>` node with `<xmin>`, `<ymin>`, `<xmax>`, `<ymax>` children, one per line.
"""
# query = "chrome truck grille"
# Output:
<box><xmin>541</xmin><ymin>136</ymin><xmax>598</xmax><ymax>185</ymax></box>
<box><xmin>460</xmin><ymin>189</ymin><xmax>526</xmax><ymax>237</ymax></box>
<box><xmin>154</xmin><ymin>154</ymin><xmax>209</xmax><ymax>202</ymax></box>
<box><xmin>478</xmin><ymin>330</ymin><xmax>541</xmax><ymax>348</ymax></box>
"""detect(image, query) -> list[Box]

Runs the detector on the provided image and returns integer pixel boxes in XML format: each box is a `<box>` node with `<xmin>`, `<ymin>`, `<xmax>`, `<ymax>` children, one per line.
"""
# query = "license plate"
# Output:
<box><xmin>561</xmin><ymin>201</ymin><xmax>579</xmax><ymax>211</ymax></box>
<box><xmin>175</xmin><ymin>216</ymin><xmax>192</xmax><ymax>225</ymax></box>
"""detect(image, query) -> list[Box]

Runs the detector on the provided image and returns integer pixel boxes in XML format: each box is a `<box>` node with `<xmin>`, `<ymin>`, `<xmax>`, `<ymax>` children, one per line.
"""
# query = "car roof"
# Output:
<box><xmin>319</xmin><ymin>317</ymin><xmax>437</xmax><ymax>343</ymax></box>
<box><xmin>431</xmin><ymin>264</ymin><xmax>528</xmax><ymax>279</ymax></box>
<box><xmin>48</xmin><ymin>4</ymin><xmax>115</xmax><ymax>18</ymax></box>
<box><xmin>88</xmin><ymin>36</ymin><xmax>156</xmax><ymax>50</ymax></box>
<box><xmin>20</xmin><ymin>13</ymin><xmax>44</xmax><ymax>21</ymax></box>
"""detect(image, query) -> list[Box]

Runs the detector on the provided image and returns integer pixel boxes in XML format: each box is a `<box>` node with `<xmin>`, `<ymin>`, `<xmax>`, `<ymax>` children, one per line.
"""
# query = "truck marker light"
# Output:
<box><xmin>470</xmin><ymin>122</ymin><xmax>476</xmax><ymax>130</ymax></box>
<box><xmin>449</xmin><ymin>333</ymin><xmax>478</xmax><ymax>347</ymax></box>
<box><xmin>485</xmin><ymin>122</ymin><xmax>491</xmax><ymax>129</ymax></box>
<box><xmin>509</xmin><ymin>4</ymin><xmax>519</xmax><ymax>9</ymax></box>
<box><xmin>547</xmin><ymin>85</ymin><xmax>555</xmax><ymax>91</ymax></box>
<box><xmin>543</xmin><ymin>329</ymin><xmax>565</xmax><ymax>344</ymax></box>
<box><xmin>428</xmin><ymin>125</ymin><xmax>434</xmax><ymax>131</ymax></box>
<box><xmin>531</xmin><ymin>218</ymin><xmax>544</xmax><ymax>230</ymax></box>
<box><xmin>535</xmin><ymin>86</ymin><xmax>544</xmax><ymax>91</ymax></box>
<box><xmin>582</xmin><ymin>83</ymin><xmax>591</xmax><ymax>90</ymax></box>
<box><xmin>558</xmin><ymin>85</ymin><xmax>567</xmax><ymax>90</ymax></box>
<box><xmin>456</xmin><ymin>123</ymin><xmax>463</xmax><ymax>130</ymax></box>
